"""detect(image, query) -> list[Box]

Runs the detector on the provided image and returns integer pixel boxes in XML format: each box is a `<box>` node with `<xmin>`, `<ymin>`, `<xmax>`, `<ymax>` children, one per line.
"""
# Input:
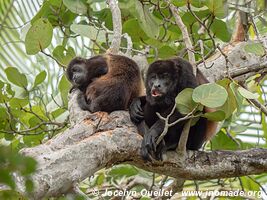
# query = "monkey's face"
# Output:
<box><xmin>145</xmin><ymin>60</ymin><xmax>179</xmax><ymax>105</ymax></box>
<box><xmin>67</xmin><ymin>57</ymin><xmax>89</xmax><ymax>87</ymax></box>
<box><xmin>147</xmin><ymin>73</ymin><xmax>173</xmax><ymax>98</ymax></box>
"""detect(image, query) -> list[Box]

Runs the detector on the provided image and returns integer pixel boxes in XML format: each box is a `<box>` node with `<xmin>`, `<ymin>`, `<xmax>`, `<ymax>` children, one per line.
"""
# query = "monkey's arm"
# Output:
<box><xmin>141</xmin><ymin>119</ymin><xmax>165</xmax><ymax>161</ymax></box>
<box><xmin>129</xmin><ymin>96</ymin><xmax>146</xmax><ymax>124</ymax></box>
<box><xmin>77</xmin><ymin>91</ymin><xmax>91</xmax><ymax>111</ymax></box>
<box><xmin>142</xmin><ymin>110</ymin><xmax>185</xmax><ymax>161</ymax></box>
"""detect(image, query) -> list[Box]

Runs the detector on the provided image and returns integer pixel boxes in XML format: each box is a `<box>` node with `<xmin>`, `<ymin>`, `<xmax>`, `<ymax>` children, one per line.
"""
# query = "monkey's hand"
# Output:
<box><xmin>141</xmin><ymin>120</ymin><xmax>165</xmax><ymax>161</ymax></box>
<box><xmin>77</xmin><ymin>92</ymin><xmax>91</xmax><ymax>111</ymax></box>
<box><xmin>129</xmin><ymin>97</ymin><xmax>144</xmax><ymax>124</ymax></box>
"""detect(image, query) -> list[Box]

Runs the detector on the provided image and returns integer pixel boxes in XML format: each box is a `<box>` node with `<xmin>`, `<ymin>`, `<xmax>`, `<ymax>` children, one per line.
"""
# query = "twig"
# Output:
<box><xmin>156</xmin><ymin>104</ymin><xmax>176</xmax><ymax>145</ymax></box>
<box><xmin>107</xmin><ymin>0</ymin><xmax>122</xmax><ymax>54</ymax></box>
<box><xmin>41</xmin><ymin>50</ymin><xmax>66</xmax><ymax>68</ymax></box>
<box><xmin>156</xmin><ymin>105</ymin><xmax>200</xmax><ymax>145</ymax></box>
<box><xmin>168</xmin><ymin>2</ymin><xmax>195</xmax><ymax>70</ymax></box>
<box><xmin>247</xmin><ymin>99</ymin><xmax>267</xmax><ymax>116</ymax></box>
<box><xmin>225</xmin><ymin>61</ymin><xmax>267</xmax><ymax>79</ymax></box>
<box><xmin>122</xmin><ymin>33</ymin><xmax>132</xmax><ymax>56</ymax></box>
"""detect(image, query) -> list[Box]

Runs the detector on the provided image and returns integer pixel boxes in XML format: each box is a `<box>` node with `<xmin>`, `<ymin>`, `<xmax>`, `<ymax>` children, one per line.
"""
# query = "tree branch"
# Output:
<box><xmin>168</xmin><ymin>2</ymin><xmax>195</xmax><ymax>69</ymax></box>
<box><xmin>106</xmin><ymin>0</ymin><xmax>122</xmax><ymax>54</ymax></box>
<box><xmin>197</xmin><ymin>39</ymin><xmax>267</xmax><ymax>83</ymax></box>
<box><xmin>15</xmin><ymin>92</ymin><xmax>267</xmax><ymax>198</ymax></box>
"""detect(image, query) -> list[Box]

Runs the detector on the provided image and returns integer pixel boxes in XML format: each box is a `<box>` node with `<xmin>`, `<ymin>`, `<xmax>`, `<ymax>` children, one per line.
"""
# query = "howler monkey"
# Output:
<box><xmin>129</xmin><ymin>57</ymin><xmax>217</xmax><ymax>160</ymax></box>
<box><xmin>67</xmin><ymin>54</ymin><xmax>143</xmax><ymax>113</ymax></box>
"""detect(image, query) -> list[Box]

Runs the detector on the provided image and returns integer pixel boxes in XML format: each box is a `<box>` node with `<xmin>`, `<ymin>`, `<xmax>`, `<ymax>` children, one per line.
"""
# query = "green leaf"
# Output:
<box><xmin>50</xmin><ymin>0</ymin><xmax>64</xmax><ymax>7</ymax></box>
<box><xmin>171</xmin><ymin>0</ymin><xmax>186</xmax><ymax>7</ymax></box>
<box><xmin>204</xmin><ymin>0</ymin><xmax>225</xmax><ymax>18</ymax></box>
<box><xmin>34</xmin><ymin>71</ymin><xmax>47</xmax><ymax>88</ymax></box>
<box><xmin>70</xmin><ymin>24</ymin><xmax>106</xmax><ymax>42</ymax></box>
<box><xmin>0</xmin><ymin>169</ymin><xmax>15</xmax><ymax>189</ymax></box>
<box><xmin>244</xmin><ymin>43</ymin><xmax>265</xmax><ymax>56</ymax></box>
<box><xmin>59</xmin><ymin>75</ymin><xmax>71</xmax><ymax>105</ymax></box>
<box><xmin>96</xmin><ymin>173</ymin><xmax>105</xmax><ymax>186</ymax></box>
<box><xmin>109</xmin><ymin>165</ymin><xmax>138</xmax><ymax>178</ymax></box>
<box><xmin>5</xmin><ymin>67</ymin><xmax>28</xmax><ymax>88</ymax></box>
<box><xmin>31</xmin><ymin>1</ymin><xmax>50</xmax><ymax>23</ymax></box>
<box><xmin>63</xmin><ymin>0</ymin><xmax>87</xmax><ymax>14</ymax></box>
<box><xmin>52</xmin><ymin>46</ymin><xmax>76</xmax><ymax>66</ymax></box>
<box><xmin>231</xmin><ymin>124</ymin><xmax>247</xmax><ymax>133</ymax></box>
<box><xmin>133</xmin><ymin>1</ymin><xmax>160</xmax><ymax>39</ymax></box>
<box><xmin>9</xmin><ymin>98</ymin><xmax>29</xmax><ymax>108</ymax></box>
<box><xmin>230</xmin><ymin>83</ymin><xmax>243</xmax><ymax>113</ymax></box>
<box><xmin>93</xmin><ymin>8</ymin><xmax>113</xmax><ymax>30</ymax></box>
<box><xmin>192</xmin><ymin>83</ymin><xmax>228</xmax><ymax>108</ymax></box>
<box><xmin>123</xmin><ymin>19</ymin><xmax>148</xmax><ymax>42</ymax></box>
<box><xmin>211</xmin><ymin>131</ymin><xmax>238</xmax><ymax>150</ymax></box>
<box><xmin>20</xmin><ymin>157</ymin><xmax>37</xmax><ymax>175</ymax></box>
<box><xmin>119</xmin><ymin>0</ymin><xmax>136</xmax><ymax>9</ymax></box>
<box><xmin>237</xmin><ymin>87</ymin><xmax>259</xmax><ymax>99</ymax></box>
<box><xmin>158</xmin><ymin>46</ymin><xmax>177</xmax><ymax>59</ymax></box>
<box><xmin>25</xmin><ymin>18</ymin><xmax>53</xmax><ymax>55</ymax></box>
<box><xmin>25</xmin><ymin>178</ymin><xmax>34</xmax><ymax>193</ymax></box>
<box><xmin>210</xmin><ymin>18</ymin><xmax>231</xmax><ymax>42</ymax></box>
<box><xmin>217</xmin><ymin>79</ymin><xmax>237</xmax><ymax>118</ymax></box>
<box><xmin>204</xmin><ymin>110</ymin><xmax>225</xmax><ymax>121</ymax></box>
<box><xmin>175</xmin><ymin>88</ymin><xmax>198</xmax><ymax>114</ymax></box>
<box><xmin>240</xmin><ymin>176</ymin><xmax>260</xmax><ymax>191</ymax></box>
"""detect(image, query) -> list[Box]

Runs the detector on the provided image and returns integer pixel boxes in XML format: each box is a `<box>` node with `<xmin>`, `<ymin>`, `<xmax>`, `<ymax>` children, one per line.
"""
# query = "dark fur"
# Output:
<box><xmin>67</xmin><ymin>54</ymin><xmax>142</xmax><ymax>113</ymax></box>
<box><xmin>130</xmin><ymin>58</ymin><xmax>214</xmax><ymax>161</ymax></box>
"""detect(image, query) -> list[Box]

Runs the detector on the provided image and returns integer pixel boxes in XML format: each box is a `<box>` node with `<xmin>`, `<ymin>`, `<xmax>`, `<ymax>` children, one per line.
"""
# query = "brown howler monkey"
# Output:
<box><xmin>67</xmin><ymin>54</ymin><xmax>143</xmax><ymax>113</ymax></box>
<box><xmin>129</xmin><ymin>57</ymin><xmax>217</xmax><ymax>161</ymax></box>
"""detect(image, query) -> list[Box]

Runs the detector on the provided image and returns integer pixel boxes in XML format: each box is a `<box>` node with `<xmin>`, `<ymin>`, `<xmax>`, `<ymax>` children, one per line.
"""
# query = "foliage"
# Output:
<box><xmin>0</xmin><ymin>0</ymin><xmax>267</xmax><ymax>199</ymax></box>
<box><xmin>0</xmin><ymin>146</ymin><xmax>37</xmax><ymax>198</ymax></box>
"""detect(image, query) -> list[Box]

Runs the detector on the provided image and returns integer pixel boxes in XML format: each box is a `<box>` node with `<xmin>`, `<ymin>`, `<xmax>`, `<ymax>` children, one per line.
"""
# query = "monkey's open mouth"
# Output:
<box><xmin>151</xmin><ymin>89</ymin><xmax>163</xmax><ymax>97</ymax></box>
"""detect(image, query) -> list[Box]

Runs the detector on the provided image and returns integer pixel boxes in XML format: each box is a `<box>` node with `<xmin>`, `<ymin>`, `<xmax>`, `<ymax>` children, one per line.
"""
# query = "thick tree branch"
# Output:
<box><xmin>15</xmin><ymin>92</ymin><xmax>267</xmax><ymax>199</ymax></box>
<box><xmin>107</xmin><ymin>0</ymin><xmax>122</xmax><ymax>54</ymax></box>
<box><xmin>197</xmin><ymin>39</ymin><xmax>267</xmax><ymax>83</ymax></box>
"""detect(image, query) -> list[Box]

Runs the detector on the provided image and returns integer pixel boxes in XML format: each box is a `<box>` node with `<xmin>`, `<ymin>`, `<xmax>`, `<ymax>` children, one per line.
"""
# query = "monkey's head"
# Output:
<box><xmin>145</xmin><ymin>58</ymin><xmax>198</xmax><ymax>106</ymax></box>
<box><xmin>67</xmin><ymin>56</ymin><xmax>108</xmax><ymax>91</ymax></box>
<box><xmin>145</xmin><ymin>60</ymin><xmax>180</xmax><ymax>106</ymax></box>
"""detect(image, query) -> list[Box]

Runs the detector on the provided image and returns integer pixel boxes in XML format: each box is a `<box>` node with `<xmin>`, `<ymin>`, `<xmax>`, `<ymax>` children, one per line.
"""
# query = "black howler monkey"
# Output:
<box><xmin>129</xmin><ymin>57</ymin><xmax>217</xmax><ymax>161</ymax></box>
<box><xmin>67</xmin><ymin>54</ymin><xmax>143</xmax><ymax>113</ymax></box>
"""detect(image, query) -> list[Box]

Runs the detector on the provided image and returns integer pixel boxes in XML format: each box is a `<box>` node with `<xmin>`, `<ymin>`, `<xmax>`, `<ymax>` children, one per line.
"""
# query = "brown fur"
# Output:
<box><xmin>84</xmin><ymin>54</ymin><xmax>143</xmax><ymax>113</ymax></box>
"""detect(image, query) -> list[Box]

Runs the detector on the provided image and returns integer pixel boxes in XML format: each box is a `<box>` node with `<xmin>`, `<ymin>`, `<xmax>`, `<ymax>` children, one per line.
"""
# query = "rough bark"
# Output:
<box><xmin>14</xmin><ymin>39</ymin><xmax>267</xmax><ymax>199</ymax></box>
<box><xmin>197</xmin><ymin>37</ymin><xmax>267</xmax><ymax>82</ymax></box>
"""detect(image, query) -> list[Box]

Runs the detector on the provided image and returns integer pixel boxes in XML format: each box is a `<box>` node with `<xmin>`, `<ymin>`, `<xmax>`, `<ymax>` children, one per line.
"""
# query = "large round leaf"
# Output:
<box><xmin>210</xmin><ymin>18</ymin><xmax>231</xmax><ymax>42</ymax></box>
<box><xmin>70</xmin><ymin>24</ymin><xmax>106</xmax><ymax>42</ymax></box>
<box><xmin>25</xmin><ymin>18</ymin><xmax>53</xmax><ymax>55</ymax></box>
<box><xmin>175</xmin><ymin>88</ymin><xmax>198</xmax><ymax>114</ymax></box>
<box><xmin>192</xmin><ymin>83</ymin><xmax>228</xmax><ymax>108</ymax></box>
<box><xmin>63</xmin><ymin>0</ymin><xmax>87</xmax><ymax>14</ymax></box>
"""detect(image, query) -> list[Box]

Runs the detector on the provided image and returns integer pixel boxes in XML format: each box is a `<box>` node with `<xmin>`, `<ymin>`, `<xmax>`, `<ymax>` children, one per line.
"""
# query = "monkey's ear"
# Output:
<box><xmin>173</xmin><ymin>59</ymin><xmax>196</xmax><ymax>91</ymax></box>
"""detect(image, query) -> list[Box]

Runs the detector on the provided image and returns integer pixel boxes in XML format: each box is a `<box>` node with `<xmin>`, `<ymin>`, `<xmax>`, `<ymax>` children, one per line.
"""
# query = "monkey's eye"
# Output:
<box><xmin>162</xmin><ymin>73</ymin><xmax>170</xmax><ymax>78</ymax></box>
<box><xmin>72</xmin><ymin>67</ymin><xmax>81</xmax><ymax>72</ymax></box>
<box><xmin>150</xmin><ymin>74</ymin><xmax>156</xmax><ymax>79</ymax></box>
